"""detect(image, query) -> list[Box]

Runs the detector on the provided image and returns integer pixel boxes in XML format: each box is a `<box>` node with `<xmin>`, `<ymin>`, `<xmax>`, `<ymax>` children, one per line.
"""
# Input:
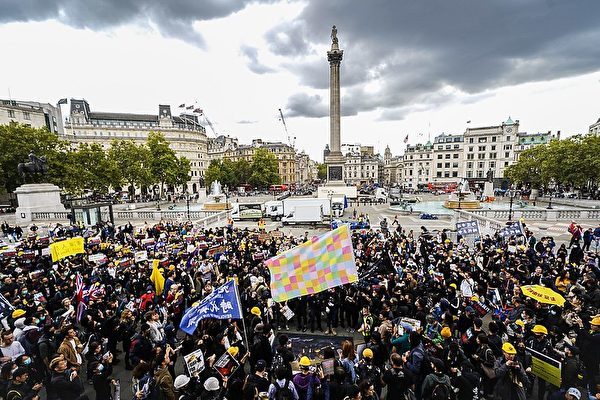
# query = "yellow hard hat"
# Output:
<box><xmin>531</xmin><ymin>325</ymin><xmax>548</xmax><ymax>335</ymax></box>
<box><xmin>12</xmin><ymin>309</ymin><xmax>25</xmax><ymax>319</ymax></box>
<box><xmin>590</xmin><ymin>316</ymin><xmax>600</xmax><ymax>326</ymax></box>
<box><xmin>502</xmin><ymin>342</ymin><xmax>517</xmax><ymax>354</ymax></box>
<box><xmin>471</xmin><ymin>295</ymin><xmax>479</xmax><ymax>302</ymax></box>
<box><xmin>515</xmin><ymin>319</ymin><xmax>525</xmax><ymax>328</ymax></box>
<box><xmin>227</xmin><ymin>346</ymin><xmax>239</xmax><ymax>357</ymax></box>
<box><xmin>251</xmin><ymin>307</ymin><xmax>261</xmax><ymax>316</ymax></box>
<box><xmin>441</xmin><ymin>327</ymin><xmax>452</xmax><ymax>339</ymax></box>
<box><xmin>449</xmin><ymin>283</ymin><xmax>457</xmax><ymax>290</ymax></box>
<box><xmin>299</xmin><ymin>356</ymin><xmax>311</xmax><ymax>367</ymax></box>
<box><xmin>362</xmin><ymin>348</ymin><xmax>373</xmax><ymax>359</ymax></box>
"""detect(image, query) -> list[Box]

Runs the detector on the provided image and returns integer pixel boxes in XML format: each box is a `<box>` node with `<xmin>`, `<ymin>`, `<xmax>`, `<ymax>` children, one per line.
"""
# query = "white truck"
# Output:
<box><xmin>266</xmin><ymin>198</ymin><xmax>332</xmax><ymax>220</ymax></box>
<box><xmin>231</xmin><ymin>202</ymin><xmax>263</xmax><ymax>221</ymax></box>
<box><xmin>281</xmin><ymin>204</ymin><xmax>324</xmax><ymax>225</ymax></box>
<box><xmin>374</xmin><ymin>188</ymin><xmax>388</xmax><ymax>203</ymax></box>
<box><xmin>330</xmin><ymin>195</ymin><xmax>346</xmax><ymax>218</ymax></box>
<box><xmin>317</xmin><ymin>185</ymin><xmax>358</xmax><ymax>200</ymax></box>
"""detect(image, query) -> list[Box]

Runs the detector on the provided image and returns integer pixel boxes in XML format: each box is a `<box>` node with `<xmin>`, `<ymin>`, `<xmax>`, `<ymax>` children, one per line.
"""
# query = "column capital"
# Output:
<box><xmin>327</xmin><ymin>50</ymin><xmax>343</xmax><ymax>65</ymax></box>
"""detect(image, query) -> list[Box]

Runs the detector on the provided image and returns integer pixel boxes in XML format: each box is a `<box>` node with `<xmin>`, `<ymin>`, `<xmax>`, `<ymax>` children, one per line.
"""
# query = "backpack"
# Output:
<box><xmin>414</xmin><ymin>347</ymin><xmax>432</xmax><ymax>377</ymax></box>
<box><xmin>430</xmin><ymin>381</ymin><xmax>455</xmax><ymax>400</ymax></box>
<box><xmin>274</xmin><ymin>379</ymin><xmax>294</xmax><ymax>400</ymax></box>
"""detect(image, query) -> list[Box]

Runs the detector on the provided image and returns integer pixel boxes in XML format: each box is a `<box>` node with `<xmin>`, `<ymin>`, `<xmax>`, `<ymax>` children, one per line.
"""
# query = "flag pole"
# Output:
<box><xmin>233</xmin><ymin>280</ymin><xmax>250</xmax><ymax>348</ymax></box>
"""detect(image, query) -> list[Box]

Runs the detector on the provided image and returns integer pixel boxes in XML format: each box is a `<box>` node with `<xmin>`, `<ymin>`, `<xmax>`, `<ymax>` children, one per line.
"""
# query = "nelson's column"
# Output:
<box><xmin>325</xmin><ymin>25</ymin><xmax>345</xmax><ymax>185</ymax></box>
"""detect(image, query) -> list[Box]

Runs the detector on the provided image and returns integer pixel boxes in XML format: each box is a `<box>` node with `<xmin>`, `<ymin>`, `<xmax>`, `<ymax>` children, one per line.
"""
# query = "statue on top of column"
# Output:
<box><xmin>331</xmin><ymin>25</ymin><xmax>338</xmax><ymax>45</ymax></box>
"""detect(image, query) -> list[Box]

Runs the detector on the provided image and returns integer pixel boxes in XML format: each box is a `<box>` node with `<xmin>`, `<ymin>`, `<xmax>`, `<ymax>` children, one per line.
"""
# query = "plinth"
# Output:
<box><xmin>14</xmin><ymin>183</ymin><xmax>67</xmax><ymax>224</ymax></box>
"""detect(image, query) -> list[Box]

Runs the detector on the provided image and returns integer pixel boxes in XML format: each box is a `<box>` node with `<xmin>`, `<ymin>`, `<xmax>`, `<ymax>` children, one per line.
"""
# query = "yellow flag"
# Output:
<box><xmin>150</xmin><ymin>259</ymin><xmax>165</xmax><ymax>295</ymax></box>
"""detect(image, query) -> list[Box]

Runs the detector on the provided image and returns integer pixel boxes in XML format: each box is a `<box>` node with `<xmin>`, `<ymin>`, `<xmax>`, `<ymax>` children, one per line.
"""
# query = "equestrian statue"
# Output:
<box><xmin>17</xmin><ymin>150</ymin><xmax>48</xmax><ymax>180</ymax></box>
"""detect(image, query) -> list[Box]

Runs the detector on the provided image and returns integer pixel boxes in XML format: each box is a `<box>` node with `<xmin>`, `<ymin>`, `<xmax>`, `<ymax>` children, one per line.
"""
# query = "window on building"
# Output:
<box><xmin>478</xmin><ymin>162</ymin><xmax>485</xmax><ymax>169</ymax></box>
<box><xmin>445</xmin><ymin>154</ymin><xmax>450</xmax><ymax>159</ymax></box>
<box><xmin>492</xmin><ymin>136</ymin><xmax>497</xmax><ymax>142</ymax></box>
<box><xmin>444</xmin><ymin>171</ymin><xmax>450</xmax><ymax>177</ymax></box>
<box><xmin>454</xmin><ymin>144</ymin><xmax>459</xmax><ymax>149</ymax></box>
<box><xmin>489</xmin><ymin>153</ymin><xmax>497</xmax><ymax>159</ymax></box>
<box><xmin>453</xmin><ymin>154</ymin><xmax>459</xmax><ymax>159</ymax></box>
<box><xmin>437</xmin><ymin>145</ymin><xmax>443</xmax><ymax>150</ymax></box>
<box><xmin>445</xmin><ymin>145</ymin><xmax>451</xmax><ymax>150</ymax></box>
<box><xmin>491</xmin><ymin>145</ymin><xmax>496</xmax><ymax>150</ymax></box>
<box><xmin>478</xmin><ymin>146</ymin><xmax>486</xmax><ymax>151</ymax></box>
<box><xmin>467</xmin><ymin>154</ymin><xmax>474</xmax><ymax>160</ymax></box>
<box><xmin>452</xmin><ymin>162</ymin><xmax>459</xmax><ymax>168</ymax></box>
<box><xmin>7</xmin><ymin>110</ymin><xmax>15</xmax><ymax>118</ymax></box>
<box><xmin>452</xmin><ymin>171</ymin><xmax>458</xmax><ymax>177</ymax></box>
<box><xmin>478</xmin><ymin>154</ymin><xmax>485</xmax><ymax>159</ymax></box>
<box><xmin>504</xmin><ymin>161</ymin><xmax>509</xmax><ymax>167</ymax></box>
<box><xmin>23</xmin><ymin>111</ymin><xmax>30</xmax><ymax>120</ymax></box>
<box><xmin>437</xmin><ymin>155</ymin><xmax>443</xmax><ymax>159</ymax></box>
<box><xmin>467</xmin><ymin>171</ymin><xmax>473</xmax><ymax>178</ymax></box>
<box><xmin>469</xmin><ymin>138</ymin><xmax>474</xmax><ymax>143</ymax></box>
<box><xmin>437</xmin><ymin>163</ymin><xmax>442</xmax><ymax>168</ymax></box>
<box><xmin>437</xmin><ymin>172</ymin><xmax>442</xmax><ymax>177</ymax></box>
<box><xmin>489</xmin><ymin>161</ymin><xmax>496</xmax><ymax>168</ymax></box>
<box><xmin>467</xmin><ymin>162</ymin><xmax>473</xmax><ymax>169</ymax></box>
<box><xmin>468</xmin><ymin>146</ymin><xmax>473</xmax><ymax>152</ymax></box>
<box><xmin>478</xmin><ymin>137</ymin><xmax>487</xmax><ymax>143</ymax></box>
<box><xmin>506</xmin><ymin>136</ymin><xmax>511</xmax><ymax>141</ymax></box>
<box><xmin>477</xmin><ymin>171</ymin><xmax>484</xmax><ymax>178</ymax></box>
<box><xmin>505</xmin><ymin>152</ymin><xmax>510</xmax><ymax>158</ymax></box>
<box><xmin>445</xmin><ymin>162</ymin><xmax>450</xmax><ymax>168</ymax></box>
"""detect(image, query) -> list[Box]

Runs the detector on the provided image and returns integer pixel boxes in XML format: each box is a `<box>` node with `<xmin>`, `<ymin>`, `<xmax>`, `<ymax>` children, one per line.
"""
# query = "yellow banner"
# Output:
<box><xmin>527</xmin><ymin>347</ymin><xmax>561</xmax><ymax>387</ymax></box>
<box><xmin>50</xmin><ymin>237</ymin><xmax>85</xmax><ymax>262</ymax></box>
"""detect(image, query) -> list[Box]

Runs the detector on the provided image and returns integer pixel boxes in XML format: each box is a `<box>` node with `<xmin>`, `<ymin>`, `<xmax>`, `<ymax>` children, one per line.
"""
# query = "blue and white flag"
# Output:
<box><xmin>498</xmin><ymin>221</ymin><xmax>524</xmax><ymax>238</ymax></box>
<box><xmin>179</xmin><ymin>280</ymin><xmax>242</xmax><ymax>335</ymax></box>
<box><xmin>456</xmin><ymin>221</ymin><xmax>480</xmax><ymax>236</ymax></box>
<box><xmin>0</xmin><ymin>293</ymin><xmax>15</xmax><ymax>315</ymax></box>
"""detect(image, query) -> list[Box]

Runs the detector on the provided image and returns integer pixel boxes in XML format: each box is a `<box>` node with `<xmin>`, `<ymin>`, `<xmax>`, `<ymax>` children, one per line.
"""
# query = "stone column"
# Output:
<box><xmin>327</xmin><ymin>26</ymin><xmax>343</xmax><ymax>154</ymax></box>
<box><xmin>325</xmin><ymin>25</ymin><xmax>345</xmax><ymax>184</ymax></box>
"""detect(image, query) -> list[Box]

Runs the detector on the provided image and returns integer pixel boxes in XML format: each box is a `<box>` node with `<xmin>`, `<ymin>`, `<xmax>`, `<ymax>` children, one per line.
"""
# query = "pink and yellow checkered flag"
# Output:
<box><xmin>265</xmin><ymin>224</ymin><xmax>358</xmax><ymax>303</ymax></box>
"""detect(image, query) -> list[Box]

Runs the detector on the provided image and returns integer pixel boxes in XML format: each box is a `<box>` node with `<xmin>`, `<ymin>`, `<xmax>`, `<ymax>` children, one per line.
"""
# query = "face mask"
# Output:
<box><xmin>97</xmin><ymin>364</ymin><xmax>104</xmax><ymax>372</ymax></box>
<box><xmin>24</xmin><ymin>358</ymin><xmax>32</xmax><ymax>365</ymax></box>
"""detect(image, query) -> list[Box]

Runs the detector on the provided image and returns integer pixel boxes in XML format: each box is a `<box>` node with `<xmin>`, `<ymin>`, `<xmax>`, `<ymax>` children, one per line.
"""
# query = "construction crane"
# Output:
<box><xmin>191</xmin><ymin>108</ymin><xmax>217</xmax><ymax>137</ymax></box>
<box><xmin>278</xmin><ymin>108</ymin><xmax>295</xmax><ymax>148</ymax></box>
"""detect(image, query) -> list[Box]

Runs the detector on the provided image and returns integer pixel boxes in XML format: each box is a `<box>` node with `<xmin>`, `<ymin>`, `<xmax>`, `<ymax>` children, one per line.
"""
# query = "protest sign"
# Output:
<box><xmin>321</xmin><ymin>359</ymin><xmax>335</xmax><ymax>376</ymax></box>
<box><xmin>527</xmin><ymin>346</ymin><xmax>561</xmax><ymax>387</ymax></box>
<box><xmin>50</xmin><ymin>237</ymin><xmax>84</xmax><ymax>261</ymax></box>
<box><xmin>134</xmin><ymin>251</ymin><xmax>148</xmax><ymax>263</ymax></box>
<box><xmin>213</xmin><ymin>352</ymin><xmax>239</xmax><ymax>379</ymax></box>
<box><xmin>184</xmin><ymin>348</ymin><xmax>205</xmax><ymax>377</ymax></box>
<box><xmin>281</xmin><ymin>305</ymin><xmax>295</xmax><ymax>321</ymax></box>
<box><xmin>88</xmin><ymin>253</ymin><xmax>107</xmax><ymax>265</ymax></box>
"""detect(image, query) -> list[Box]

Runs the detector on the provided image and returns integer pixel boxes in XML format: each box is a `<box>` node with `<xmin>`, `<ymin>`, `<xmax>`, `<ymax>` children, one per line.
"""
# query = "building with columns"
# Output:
<box><xmin>401</xmin><ymin>142</ymin><xmax>434</xmax><ymax>189</ymax></box>
<box><xmin>432</xmin><ymin>133</ymin><xmax>464</xmax><ymax>184</ymax></box>
<box><xmin>64</xmin><ymin>99</ymin><xmax>208</xmax><ymax>193</ymax></box>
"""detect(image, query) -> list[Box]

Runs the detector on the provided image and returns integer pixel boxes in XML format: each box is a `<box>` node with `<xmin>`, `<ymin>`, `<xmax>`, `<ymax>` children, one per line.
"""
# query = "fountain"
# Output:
<box><xmin>443</xmin><ymin>179</ymin><xmax>481</xmax><ymax>209</ymax></box>
<box><xmin>202</xmin><ymin>181</ymin><xmax>232</xmax><ymax>211</ymax></box>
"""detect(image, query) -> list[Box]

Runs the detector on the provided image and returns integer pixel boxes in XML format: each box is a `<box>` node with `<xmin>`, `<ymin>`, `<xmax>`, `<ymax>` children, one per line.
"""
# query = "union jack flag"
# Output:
<box><xmin>74</xmin><ymin>273</ymin><xmax>105</xmax><ymax>322</ymax></box>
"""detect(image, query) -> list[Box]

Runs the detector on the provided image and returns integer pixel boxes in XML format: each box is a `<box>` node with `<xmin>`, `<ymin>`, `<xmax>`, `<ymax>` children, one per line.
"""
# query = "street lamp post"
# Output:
<box><xmin>186</xmin><ymin>194</ymin><xmax>191</xmax><ymax>221</ymax></box>
<box><xmin>508</xmin><ymin>189</ymin><xmax>519</xmax><ymax>222</ymax></box>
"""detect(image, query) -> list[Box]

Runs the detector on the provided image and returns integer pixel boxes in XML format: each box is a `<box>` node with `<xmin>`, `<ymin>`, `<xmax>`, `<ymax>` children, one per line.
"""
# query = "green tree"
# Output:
<box><xmin>0</xmin><ymin>122</ymin><xmax>70</xmax><ymax>193</ymax></box>
<box><xmin>168</xmin><ymin>156</ymin><xmax>191</xmax><ymax>192</ymax></box>
<box><xmin>70</xmin><ymin>143</ymin><xmax>119</xmax><ymax>194</ymax></box>
<box><xmin>108</xmin><ymin>140</ymin><xmax>152</xmax><ymax>194</ymax></box>
<box><xmin>233</xmin><ymin>159</ymin><xmax>252</xmax><ymax>185</ymax></box>
<box><xmin>205</xmin><ymin>159</ymin><xmax>224</xmax><ymax>190</ymax></box>
<box><xmin>317</xmin><ymin>163</ymin><xmax>327</xmax><ymax>180</ymax></box>
<box><xmin>249</xmin><ymin>148</ymin><xmax>279</xmax><ymax>189</ymax></box>
<box><xmin>147</xmin><ymin>131</ymin><xmax>181</xmax><ymax>195</ymax></box>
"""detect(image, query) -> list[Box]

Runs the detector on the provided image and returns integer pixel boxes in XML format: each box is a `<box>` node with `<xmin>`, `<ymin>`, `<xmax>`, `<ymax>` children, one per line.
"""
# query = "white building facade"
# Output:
<box><xmin>64</xmin><ymin>99</ymin><xmax>208</xmax><ymax>193</ymax></box>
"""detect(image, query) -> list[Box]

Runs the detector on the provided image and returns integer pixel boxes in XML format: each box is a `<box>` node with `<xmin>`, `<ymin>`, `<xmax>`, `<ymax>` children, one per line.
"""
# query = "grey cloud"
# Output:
<box><xmin>0</xmin><ymin>0</ymin><xmax>275</xmax><ymax>47</ymax></box>
<box><xmin>236</xmin><ymin>119</ymin><xmax>258</xmax><ymax>124</ymax></box>
<box><xmin>286</xmin><ymin>93</ymin><xmax>328</xmax><ymax>118</ymax></box>
<box><xmin>240</xmin><ymin>45</ymin><xmax>275</xmax><ymax>74</ymax></box>
<box><xmin>272</xmin><ymin>0</ymin><xmax>600</xmax><ymax>118</ymax></box>
<box><xmin>265</xmin><ymin>21</ymin><xmax>312</xmax><ymax>56</ymax></box>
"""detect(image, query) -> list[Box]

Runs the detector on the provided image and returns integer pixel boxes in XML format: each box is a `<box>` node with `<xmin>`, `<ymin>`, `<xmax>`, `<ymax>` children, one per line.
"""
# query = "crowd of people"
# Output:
<box><xmin>0</xmin><ymin>217</ymin><xmax>598</xmax><ymax>400</ymax></box>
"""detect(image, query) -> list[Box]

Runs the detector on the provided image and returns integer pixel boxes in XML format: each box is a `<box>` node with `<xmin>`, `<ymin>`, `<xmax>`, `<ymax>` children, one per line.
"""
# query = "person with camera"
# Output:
<box><xmin>153</xmin><ymin>346</ymin><xmax>177</xmax><ymax>400</ymax></box>
<box><xmin>293</xmin><ymin>356</ymin><xmax>323</xmax><ymax>400</ymax></box>
<box><xmin>5</xmin><ymin>367</ymin><xmax>41</xmax><ymax>400</ymax></box>
<box><xmin>492</xmin><ymin>343</ymin><xmax>529</xmax><ymax>400</ymax></box>
<box><xmin>381</xmin><ymin>353</ymin><xmax>414</xmax><ymax>400</ymax></box>
<box><xmin>48</xmin><ymin>356</ymin><xmax>89</xmax><ymax>400</ymax></box>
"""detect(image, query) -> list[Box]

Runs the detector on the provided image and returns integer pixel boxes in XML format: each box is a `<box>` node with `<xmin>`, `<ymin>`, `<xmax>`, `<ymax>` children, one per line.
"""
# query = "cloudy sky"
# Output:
<box><xmin>2</xmin><ymin>0</ymin><xmax>600</xmax><ymax>160</ymax></box>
